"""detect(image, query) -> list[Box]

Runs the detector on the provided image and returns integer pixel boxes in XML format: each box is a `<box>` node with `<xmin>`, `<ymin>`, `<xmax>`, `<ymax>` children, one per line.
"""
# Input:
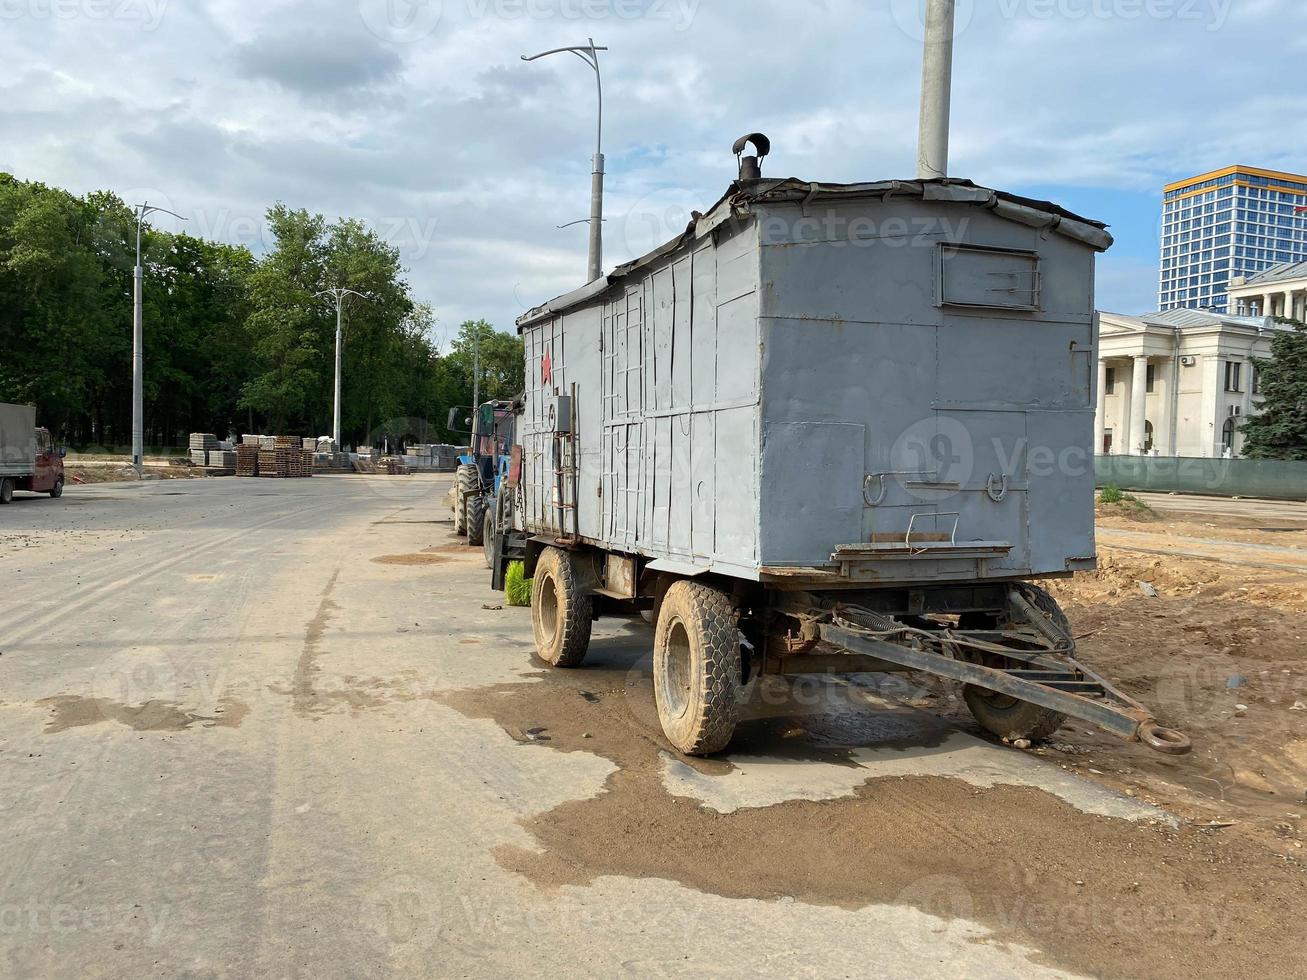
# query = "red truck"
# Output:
<box><xmin>0</xmin><ymin>403</ymin><xmax>65</xmax><ymax>504</ymax></box>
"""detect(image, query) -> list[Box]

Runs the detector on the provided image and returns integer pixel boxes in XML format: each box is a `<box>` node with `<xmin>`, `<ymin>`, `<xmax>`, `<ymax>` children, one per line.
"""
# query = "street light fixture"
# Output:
<box><xmin>315</xmin><ymin>288</ymin><xmax>369</xmax><ymax>449</ymax></box>
<box><xmin>522</xmin><ymin>38</ymin><xmax>608</xmax><ymax>284</ymax></box>
<box><xmin>131</xmin><ymin>201</ymin><xmax>186</xmax><ymax>477</ymax></box>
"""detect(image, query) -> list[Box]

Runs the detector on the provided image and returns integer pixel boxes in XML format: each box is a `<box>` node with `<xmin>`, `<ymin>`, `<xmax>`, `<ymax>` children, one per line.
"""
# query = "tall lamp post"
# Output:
<box><xmin>131</xmin><ymin>201</ymin><xmax>186</xmax><ymax>476</ymax></box>
<box><xmin>916</xmin><ymin>0</ymin><xmax>956</xmax><ymax>181</ymax></box>
<box><xmin>522</xmin><ymin>38</ymin><xmax>608</xmax><ymax>283</ymax></box>
<box><xmin>315</xmin><ymin>288</ymin><xmax>368</xmax><ymax>448</ymax></box>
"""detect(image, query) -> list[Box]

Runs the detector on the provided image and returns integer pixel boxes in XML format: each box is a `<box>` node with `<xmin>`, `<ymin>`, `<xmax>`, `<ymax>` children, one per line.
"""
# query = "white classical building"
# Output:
<box><xmin>1227</xmin><ymin>260</ymin><xmax>1307</xmax><ymax>319</ymax></box>
<box><xmin>1096</xmin><ymin>309</ymin><xmax>1293</xmax><ymax>458</ymax></box>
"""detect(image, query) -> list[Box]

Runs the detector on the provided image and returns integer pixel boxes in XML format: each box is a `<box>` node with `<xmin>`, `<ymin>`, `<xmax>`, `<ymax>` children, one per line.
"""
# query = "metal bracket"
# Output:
<box><xmin>863</xmin><ymin>470</ymin><xmax>938</xmax><ymax>507</ymax></box>
<box><xmin>986</xmin><ymin>473</ymin><xmax>1009</xmax><ymax>502</ymax></box>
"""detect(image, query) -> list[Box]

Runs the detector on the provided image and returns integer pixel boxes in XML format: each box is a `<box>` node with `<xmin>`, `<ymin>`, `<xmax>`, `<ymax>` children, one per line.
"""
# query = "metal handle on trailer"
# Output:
<box><xmin>905</xmin><ymin>511</ymin><xmax>959</xmax><ymax>555</ymax></box>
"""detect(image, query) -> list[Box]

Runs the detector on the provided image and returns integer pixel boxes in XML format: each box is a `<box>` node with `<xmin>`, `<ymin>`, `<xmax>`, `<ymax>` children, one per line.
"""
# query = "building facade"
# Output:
<box><xmin>1158</xmin><ymin>166</ymin><xmax>1307</xmax><ymax>314</ymax></box>
<box><xmin>1227</xmin><ymin>260</ymin><xmax>1307</xmax><ymax>320</ymax></box>
<box><xmin>1096</xmin><ymin>309</ymin><xmax>1292</xmax><ymax>458</ymax></box>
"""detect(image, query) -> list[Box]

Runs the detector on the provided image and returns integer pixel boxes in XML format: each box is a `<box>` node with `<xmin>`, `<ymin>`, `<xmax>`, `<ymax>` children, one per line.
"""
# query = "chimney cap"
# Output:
<box><xmin>734</xmin><ymin>133</ymin><xmax>770</xmax><ymax>181</ymax></box>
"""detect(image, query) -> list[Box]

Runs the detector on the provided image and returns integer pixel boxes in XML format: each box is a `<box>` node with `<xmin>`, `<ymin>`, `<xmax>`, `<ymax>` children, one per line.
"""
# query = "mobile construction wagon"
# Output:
<box><xmin>496</xmin><ymin>140</ymin><xmax>1189</xmax><ymax>757</ymax></box>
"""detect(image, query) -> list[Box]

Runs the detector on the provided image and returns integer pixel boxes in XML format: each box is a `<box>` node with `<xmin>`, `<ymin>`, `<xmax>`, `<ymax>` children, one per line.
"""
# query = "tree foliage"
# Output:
<box><xmin>0</xmin><ymin>172</ymin><xmax>523</xmax><ymax>450</ymax></box>
<box><xmin>1241</xmin><ymin>319</ymin><xmax>1307</xmax><ymax>460</ymax></box>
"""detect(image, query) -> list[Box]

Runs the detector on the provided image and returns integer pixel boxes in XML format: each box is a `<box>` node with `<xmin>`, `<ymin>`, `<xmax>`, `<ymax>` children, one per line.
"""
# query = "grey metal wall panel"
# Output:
<box><xmin>760</xmin><ymin>421</ymin><xmax>865</xmax><ymax>564</ymax></box>
<box><xmin>712</xmin><ymin>405</ymin><xmax>758</xmax><ymax>563</ymax></box>
<box><xmin>1028</xmin><ymin>410</ymin><xmax>1096</xmax><ymax>569</ymax></box>
<box><xmin>756</xmin><ymin>200</ymin><xmax>1097</xmax><ymax>577</ymax></box>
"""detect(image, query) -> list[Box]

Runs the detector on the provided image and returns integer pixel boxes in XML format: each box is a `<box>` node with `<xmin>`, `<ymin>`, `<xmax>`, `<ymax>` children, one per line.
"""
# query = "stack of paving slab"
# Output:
<box><xmin>403</xmin><ymin>443</ymin><xmax>464</xmax><ymax>472</ymax></box>
<box><xmin>189</xmin><ymin>432</ymin><xmax>219</xmax><ymax>466</ymax></box>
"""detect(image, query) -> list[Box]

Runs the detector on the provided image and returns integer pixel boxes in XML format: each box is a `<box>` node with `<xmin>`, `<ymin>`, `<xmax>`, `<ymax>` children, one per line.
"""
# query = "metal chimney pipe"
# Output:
<box><xmin>916</xmin><ymin>0</ymin><xmax>956</xmax><ymax>181</ymax></box>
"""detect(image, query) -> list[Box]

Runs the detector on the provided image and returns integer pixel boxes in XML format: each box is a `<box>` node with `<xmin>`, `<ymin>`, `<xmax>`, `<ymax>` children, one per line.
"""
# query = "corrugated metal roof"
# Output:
<box><xmin>518</xmin><ymin>177</ymin><xmax>1114</xmax><ymax>329</ymax></box>
<box><xmin>1244</xmin><ymin>260</ymin><xmax>1307</xmax><ymax>286</ymax></box>
<box><xmin>1130</xmin><ymin>308</ymin><xmax>1289</xmax><ymax>332</ymax></box>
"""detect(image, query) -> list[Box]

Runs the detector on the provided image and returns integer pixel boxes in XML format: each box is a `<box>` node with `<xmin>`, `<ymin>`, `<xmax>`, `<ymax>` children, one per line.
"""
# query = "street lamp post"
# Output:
<box><xmin>916</xmin><ymin>0</ymin><xmax>956</xmax><ymax>181</ymax></box>
<box><xmin>522</xmin><ymin>39</ymin><xmax>608</xmax><ymax>283</ymax></box>
<box><xmin>131</xmin><ymin>201</ymin><xmax>186</xmax><ymax>476</ymax></box>
<box><xmin>315</xmin><ymin>288</ymin><xmax>368</xmax><ymax>448</ymax></box>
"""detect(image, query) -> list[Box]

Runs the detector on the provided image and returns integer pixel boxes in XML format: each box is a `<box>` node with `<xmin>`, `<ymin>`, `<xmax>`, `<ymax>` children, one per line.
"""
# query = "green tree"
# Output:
<box><xmin>0</xmin><ymin>172</ymin><xmax>489</xmax><ymax>453</ymax></box>
<box><xmin>239</xmin><ymin>205</ymin><xmax>329</xmax><ymax>433</ymax></box>
<box><xmin>1241</xmin><ymin>319</ymin><xmax>1307</xmax><ymax>460</ymax></box>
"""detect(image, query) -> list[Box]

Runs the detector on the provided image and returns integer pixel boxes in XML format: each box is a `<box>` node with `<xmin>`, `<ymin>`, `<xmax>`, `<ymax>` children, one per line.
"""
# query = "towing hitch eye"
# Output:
<box><xmin>1137</xmin><ymin>722</ymin><xmax>1192</xmax><ymax>755</ymax></box>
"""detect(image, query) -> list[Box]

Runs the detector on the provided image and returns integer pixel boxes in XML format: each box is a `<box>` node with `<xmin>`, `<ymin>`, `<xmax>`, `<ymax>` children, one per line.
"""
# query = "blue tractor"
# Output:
<box><xmin>449</xmin><ymin>397</ymin><xmax>521</xmax><ymax>566</ymax></box>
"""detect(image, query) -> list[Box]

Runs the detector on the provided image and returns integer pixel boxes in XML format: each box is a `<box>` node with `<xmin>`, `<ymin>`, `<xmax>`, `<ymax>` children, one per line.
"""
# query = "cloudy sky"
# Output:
<box><xmin>3</xmin><ymin>0</ymin><xmax>1305</xmax><ymax>346</ymax></box>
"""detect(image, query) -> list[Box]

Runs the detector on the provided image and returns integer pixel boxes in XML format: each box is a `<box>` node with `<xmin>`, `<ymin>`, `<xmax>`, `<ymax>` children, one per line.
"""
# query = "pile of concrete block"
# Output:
<box><xmin>403</xmin><ymin>443</ymin><xmax>465</xmax><ymax>472</ymax></box>
<box><xmin>189</xmin><ymin>433</ymin><xmax>218</xmax><ymax>466</ymax></box>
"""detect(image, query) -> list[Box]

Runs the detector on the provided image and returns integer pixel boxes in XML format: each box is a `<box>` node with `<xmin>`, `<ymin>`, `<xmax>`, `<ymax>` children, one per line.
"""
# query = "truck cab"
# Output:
<box><xmin>28</xmin><ymin>428</ymin><xmax>66</xmax><ymax>497</ymax></box>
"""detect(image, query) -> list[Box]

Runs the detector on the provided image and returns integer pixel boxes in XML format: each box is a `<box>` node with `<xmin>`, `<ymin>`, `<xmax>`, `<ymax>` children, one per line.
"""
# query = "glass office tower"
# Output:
<box><xmin>1158</xmin><ymin>166</ymin><xmax>1307</xmax><ymax>313</ymax></box>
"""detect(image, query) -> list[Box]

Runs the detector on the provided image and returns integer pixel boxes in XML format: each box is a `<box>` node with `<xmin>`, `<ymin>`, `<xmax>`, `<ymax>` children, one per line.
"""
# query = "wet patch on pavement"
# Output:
<box><xmin>38</xmin><ymin>695</ymin><xmax>249</xmax><ymax>733</ymax></box>
<box><xmin>371</xmin><ymin>553</ymin><xmax>449</xmax><ymax>566</ymax></box>
<box><xmin>440</xmin><ymin>644</ymin><xmax>1307</xmax><ymax>980</ymax></box>
<box><xmin>294</xmin><ymin>568</ymin><xmax>342</xmax><ymax>715</ymax></box>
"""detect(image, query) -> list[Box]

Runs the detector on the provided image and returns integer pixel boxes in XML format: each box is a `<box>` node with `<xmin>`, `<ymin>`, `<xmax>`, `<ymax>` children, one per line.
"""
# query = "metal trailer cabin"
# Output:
<box><xmin>504</xmin><ymin>154</ymin><xmax>1189</xmax><ymax>758</ymax></box>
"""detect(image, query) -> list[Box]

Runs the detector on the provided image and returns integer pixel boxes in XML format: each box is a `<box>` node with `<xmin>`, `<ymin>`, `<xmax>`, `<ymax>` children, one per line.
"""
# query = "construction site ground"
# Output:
<box><xmin>0</xmin><ymin>477</ymin><xmax>1304</xmax><ymax>978</ymax></box>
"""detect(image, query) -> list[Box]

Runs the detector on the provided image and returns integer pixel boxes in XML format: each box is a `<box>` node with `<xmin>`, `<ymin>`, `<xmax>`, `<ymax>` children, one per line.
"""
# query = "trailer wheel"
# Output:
<box><xmin>466</xmin><ymin>491</ymin><xmax>486</xmax><ymax>546</ymax></box>
<box><xmin>654</xmin><ymin>581</ymin><xmax>741</xmax><ymax>756</ymax></box>
<box><xmin>531</xmin><ymin>548</ymin><xmax>592</xmax><ymax>668</ymax></box>
<box><xmin>453</xmin><ymin>464</ymin><xmax>476</xmax><ymax>535</ymax></box>
<box><xmin>960</xmin><ymin>585</ymin><xmax>1068</xmax><ymax>743</ymax></box>
<box><xmin>0</xmin><ymin>478</ymin><xmax>12</xmax><ymax>504</ymax></box>
<box><xmin>50</xmin><ymin>478</ymin><xmax>64</xmax><ymax>499</ymax></box>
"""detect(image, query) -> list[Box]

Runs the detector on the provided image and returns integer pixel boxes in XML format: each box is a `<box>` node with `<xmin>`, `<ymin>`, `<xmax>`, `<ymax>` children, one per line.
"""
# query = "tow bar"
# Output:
<box><xmin>816</xmin><ymin>592</ymin><xmax>1191</xmax><ymax>755</ymax></box>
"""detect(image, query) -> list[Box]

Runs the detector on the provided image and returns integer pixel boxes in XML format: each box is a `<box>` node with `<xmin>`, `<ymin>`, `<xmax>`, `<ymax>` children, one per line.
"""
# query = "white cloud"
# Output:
<box><xmin>1</xmin><ymin>0</ymin><xmax>1303</xmax><ymax>331</ymax></box>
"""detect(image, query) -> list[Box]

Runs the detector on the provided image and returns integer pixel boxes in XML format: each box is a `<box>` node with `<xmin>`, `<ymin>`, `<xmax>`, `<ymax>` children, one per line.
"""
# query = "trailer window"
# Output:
<box><xmin>938</xmin><ymin>244</ymin><xmax>1040</xmax><ymax>311</ymax></box>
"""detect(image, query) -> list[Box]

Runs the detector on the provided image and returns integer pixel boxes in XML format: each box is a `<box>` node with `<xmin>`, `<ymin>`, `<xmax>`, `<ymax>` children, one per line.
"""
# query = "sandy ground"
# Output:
<box><xmin>917</xmin><ymin>496</ymin><xmax>1307</xmax><ymax>861</ymax></box>
<box><xmin>1</xmin><ymin>478</ymin><xmax>1305</xmax><ymax>978</ymax></box>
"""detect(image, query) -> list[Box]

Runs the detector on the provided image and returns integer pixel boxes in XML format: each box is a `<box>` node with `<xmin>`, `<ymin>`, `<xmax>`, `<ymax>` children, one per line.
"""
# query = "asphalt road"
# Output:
<box><xmin>0</xmin><ymin>476</ymin><xmax>1297</xmax><ymax>978</ymax></box>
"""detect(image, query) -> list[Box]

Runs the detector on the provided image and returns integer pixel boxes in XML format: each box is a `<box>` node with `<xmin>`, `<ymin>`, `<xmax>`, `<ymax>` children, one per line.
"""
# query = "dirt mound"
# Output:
<box><xmin>1049</xmin><ymin>553</ymin><xmax>1220</xmax><ymax>603</ymax></box>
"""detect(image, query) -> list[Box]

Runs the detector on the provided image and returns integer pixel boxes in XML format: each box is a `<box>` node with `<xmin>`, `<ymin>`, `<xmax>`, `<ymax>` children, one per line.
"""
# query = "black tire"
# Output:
<box><xmin>481</xmin><ymin>502</ymin><xmax>496</xmax><ymax>569</ymax></box>
<box><xmin>962</xmin><ymin>584</ymin><xmax>1068</xmax><ymax>743</ymax></box>
<box><xmin>653</xmin><ymin>581</ymin><xmax>741</xmax><ymax>756</ymax></box>
<box><xmin>531</xmin><ymin>548</ymin><xmax>592</xmax><ymax>668</ymax></box>
<box><xmin>50</xmin><ymin>477</ymin><xmax>64</xmax><ymax>499</ymax></box>
<box><xmin>454</xmin><ymin>464</ymin><xmax>476</xmax><ymax>535</ymax></box>
<box><xmin>466</xmin><ymin>491</ymin><xmax>486</xmax><ymax>546</ymax></box>
<box><xmin>0</xmin><ymin>478</ymin><xmax>12</xmax><ymax>504</ymax></box>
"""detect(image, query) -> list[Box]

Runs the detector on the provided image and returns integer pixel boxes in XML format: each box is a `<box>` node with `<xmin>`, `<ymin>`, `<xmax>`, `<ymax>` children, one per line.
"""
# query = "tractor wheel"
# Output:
<box><xmin>531</xmin><ymin>547</ymin><xmax>592</xmax><ymax>668</ymax></box>
<box><xmin>653</xmin><ymin>581</ymin><xmax>741</xmax><ymax>756</ymax></box>
<box><xmin>961</xmin><ymin>585</ymin><xmax>1068</xmax><ymax>744</ymax></box>
<box><xmin>453</xmin><ymin>464</ymin><xmax>476</xmax><ymax>535</ymax></box>
<box><xmin>466</xmin><ymin>491</ymin><xmax>486</xmax><ymax>546</ymax></box>
<box><xmin>49</xmin><ymin>477</ymin><xmax>64</xmax><ymax>499</ymax></box>
<box><xmin>0</xmin><ymin>478</ymin><xmax>12</xmax><ymax>504</ymax></box>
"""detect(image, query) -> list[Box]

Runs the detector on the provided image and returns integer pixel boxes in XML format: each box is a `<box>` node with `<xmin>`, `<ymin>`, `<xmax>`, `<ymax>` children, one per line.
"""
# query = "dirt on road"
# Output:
<box><xmin>439</xmin><ymin>499</ymin><xmax>1307</xmax><ymax>979</ymax></box>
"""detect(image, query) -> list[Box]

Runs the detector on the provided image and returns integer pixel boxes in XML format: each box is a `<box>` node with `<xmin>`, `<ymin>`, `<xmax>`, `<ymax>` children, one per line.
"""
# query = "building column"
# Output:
<box><xmin>1130</xmin><ymin>355</ymin><xmax>1149</xmax><ymax>455</ymax></box>
<box><xmin>1287</xmin><ymin>290</ymin><xmax>1300</xmax><ymax>322</ymax></box>
<box><xmin>1263</xmin><ymin>293</ymin><xmax>1275</xmax><ymax>317</ymax></box>
<box><xmin>1199</xmin><ymin>355</ymin><xmax>1222</xmax><ymax>458</ymax></box>
<box><xmin>1095</xmin><ymin>359</ymin><xmax>1107</xmax><ymax>455</ymax></box>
